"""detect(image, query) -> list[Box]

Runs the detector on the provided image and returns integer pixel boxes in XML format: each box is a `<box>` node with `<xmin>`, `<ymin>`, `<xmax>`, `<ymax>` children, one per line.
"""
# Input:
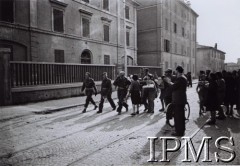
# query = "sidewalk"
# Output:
<box><xmin>0</xmin><ymin>91</ymin><xmax>118</xmax><ymax>122</ymax></box>
<box><xmin>0</xmin><ymin>79</ymin><xmax>198</xmax><ymax>122</ymax></box>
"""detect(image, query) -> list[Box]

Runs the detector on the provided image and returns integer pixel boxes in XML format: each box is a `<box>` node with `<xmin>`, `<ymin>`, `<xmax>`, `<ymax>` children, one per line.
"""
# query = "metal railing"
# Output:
<box><xmin>10</xmin><ymin>61</ymin><xmax>115</xmax><ymax>87</ymax></box>
<box><xmin>127</xmin><ymin>65</ymin><xmax>162</xmax><ymax>77</ymax></box>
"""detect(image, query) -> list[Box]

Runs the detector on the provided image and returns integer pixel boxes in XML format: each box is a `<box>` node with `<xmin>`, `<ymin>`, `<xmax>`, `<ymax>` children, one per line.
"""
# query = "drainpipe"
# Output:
<box><xmin>123</xmin><ymin>0</ymin><xmax>127</xmax><ymax>75</ymax></box>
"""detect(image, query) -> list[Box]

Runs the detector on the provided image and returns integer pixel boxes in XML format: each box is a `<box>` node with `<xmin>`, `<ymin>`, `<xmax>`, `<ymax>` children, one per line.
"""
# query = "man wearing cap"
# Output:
<box><xmin>81</xmin><ymin>72</ymin><xmax>98</xmax><ymax>113</ymax></box>
<box><xmin>166</xmin><ymin>66</ymin><xmax>187</xmax><ymax>136</ymax></box>
<box><xmin>113</xmin><ymin>71</ymin><xmax>131</xmax><ymax>115</ymax></box>
<box><xmin>97</xmin><ymin>72</ymin><xmax>116</xmax><ymax>113</ymax></box>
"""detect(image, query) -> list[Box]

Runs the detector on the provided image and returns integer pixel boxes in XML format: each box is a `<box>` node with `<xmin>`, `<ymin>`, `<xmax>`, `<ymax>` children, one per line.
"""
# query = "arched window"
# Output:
<box><xmin>81</xmin><ymin>50</ymin><xmax>91</xmax><ymax>64</ymax></box>
<box><xmin>127</xmin><ymin>56</ymin><xmax>133</xmax><ymax>66</ymax></box>
<box><xmin>121</xmin><ymin>56</ymin><xmax>133</xmax><ymax>66</ymax></box>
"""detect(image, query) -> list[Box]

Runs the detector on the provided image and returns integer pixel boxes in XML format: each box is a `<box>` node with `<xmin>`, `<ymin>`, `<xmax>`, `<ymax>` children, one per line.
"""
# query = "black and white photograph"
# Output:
<box><xmin>0</xmin><ymin>0</ymin><xmax>240</xmax><ymax>165</ymax></box>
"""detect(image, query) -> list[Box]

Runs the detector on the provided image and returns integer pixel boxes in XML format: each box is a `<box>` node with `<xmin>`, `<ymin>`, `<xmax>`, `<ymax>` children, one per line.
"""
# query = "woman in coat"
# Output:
<box><xmin>205</xmin><ymin>73</ymin><xmax>218</xmax><ymax>125</ymax></box>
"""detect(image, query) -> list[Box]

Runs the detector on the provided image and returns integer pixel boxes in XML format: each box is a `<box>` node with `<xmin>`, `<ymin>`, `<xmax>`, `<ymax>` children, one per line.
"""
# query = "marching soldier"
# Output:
<box><xmin>97</xmin><ymin>72</ymin><xmax>116</xmax><ymax>113</ymax></box>
<box><xmin>81</xmin><ymin>72</ymin><xmax>98</xmax><ymax>113</ymax></box>
<box><xmin>113</xmin><ymin>71</ymin><xmax>131</xmax><ymax>115</ymax></box>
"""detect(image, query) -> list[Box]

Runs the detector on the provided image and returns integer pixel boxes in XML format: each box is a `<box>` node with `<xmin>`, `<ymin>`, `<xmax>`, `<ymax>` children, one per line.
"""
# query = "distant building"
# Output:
<box><xmin>196</xmin><ymin>44</ymin><xmax>225</xmax><ymax>75</ymax></box>
<box><xmin>136</xmin><ymin>0</ymin><xmax>198</xmax><ymax>76</ymax></box>
<box><xmin>0</xmin><ymin>0</ymin><xmax>139</xmax><ymax>66</ymax></box>
<box><xmin>225</xmin><ymin>58</ymin><xmax>240</xmax><ymax>71</ymax></box>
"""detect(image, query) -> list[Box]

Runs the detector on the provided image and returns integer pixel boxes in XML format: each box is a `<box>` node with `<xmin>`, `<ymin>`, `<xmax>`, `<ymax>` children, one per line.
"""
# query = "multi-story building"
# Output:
<box><xmin>136</xmin><ymin>0</ymin><xmax>198</xmax><ymax>76</ymax></box>
<box><xmin>196</xmin><ymin>44</ymin><xmax>225</xmax><ymax>74</ymax></box>
<box><xmin>0</xmin><ymin>0</ymin><xmax>139</xmax><ymax>66</ymax></box>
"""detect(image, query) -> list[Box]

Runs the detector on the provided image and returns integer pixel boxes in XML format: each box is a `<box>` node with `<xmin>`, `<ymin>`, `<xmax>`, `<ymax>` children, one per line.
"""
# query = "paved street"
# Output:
<box><xmin>0</xmin><ymin>83</ymin><xmax>240</xmax><ymax>166</ymax></box>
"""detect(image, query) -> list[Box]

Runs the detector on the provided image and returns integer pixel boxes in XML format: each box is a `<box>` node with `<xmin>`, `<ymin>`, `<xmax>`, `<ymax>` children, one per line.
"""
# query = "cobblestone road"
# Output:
<box><xmin>0</xmin><ymin>84</ymin><xmax>239</xmax><ymax>165</ymax></box>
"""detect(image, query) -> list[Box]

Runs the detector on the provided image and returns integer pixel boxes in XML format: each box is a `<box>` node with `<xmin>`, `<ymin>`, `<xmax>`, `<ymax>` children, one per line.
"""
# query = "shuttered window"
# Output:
<box><xmin>104</xmin><ymin>55</ymin><xmax>110</xmax><ymax>64</ymax></box>
<box><xmin>54</xmin><ymin>50</ymin><xmax>64</xmax><ymax>63</ymax></box>
<box><xmin>53</xmin><ymin>9</ymin><xmax>64</xmax><ymax>33</ymax></box>
<box><xmin>104</xmin><ymin>25</ymin><xmax>110</xmax><ymax>42</ymax></box>
<box><xmin>82</xmin><ymin>18</ymin><xmax>90</xmax><ymax>37</ymax></box>
<box><xmin>0</xmin><ymin>0</ymin><xmax>14</xmax><ymax>23</ymax></box>
<box><xmin>103</xmin><ymin>0</ymin><xmax>109</xmax><ymax>11</ymax></box>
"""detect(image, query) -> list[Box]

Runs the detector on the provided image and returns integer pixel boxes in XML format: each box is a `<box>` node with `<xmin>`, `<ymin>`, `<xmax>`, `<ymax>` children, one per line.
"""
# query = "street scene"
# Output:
<box><xmin>1</xmin><ymin>0</ymin><xmax>240</xmax><ymax>165</ymax></box>
<box><xmin>0</xmin><ymin>83</ymin><xmax>239</xmax><ymax>165</ymax></box>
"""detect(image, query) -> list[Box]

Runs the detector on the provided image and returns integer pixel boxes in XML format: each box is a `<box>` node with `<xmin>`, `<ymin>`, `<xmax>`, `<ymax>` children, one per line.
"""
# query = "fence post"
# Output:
<box><xmin>0</xmin><ymin>48</ymin><xmax>12</xmax><ymax>105</ymax></box>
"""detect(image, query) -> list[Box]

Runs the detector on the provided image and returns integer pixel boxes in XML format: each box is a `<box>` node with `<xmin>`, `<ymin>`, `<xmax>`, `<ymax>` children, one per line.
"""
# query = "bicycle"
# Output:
<box><xmin>165</xmin><ymin>102</ymin><xmax>190</xmax><ymax>127</ymax></box>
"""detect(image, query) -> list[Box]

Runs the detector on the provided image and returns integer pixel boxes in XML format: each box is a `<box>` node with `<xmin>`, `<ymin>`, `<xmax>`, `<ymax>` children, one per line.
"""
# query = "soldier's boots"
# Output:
<box><xmin>82</xmin><ymin>108</ymin><xmax>87</xmax><ymax>113</ymax></box>
<box><xmin>94</xmin><ymin>105</ymin><xmax>98</xmax><ymax>110</ymax></box>
<box><xmin>97</xmin><ymin>110</ymin><xmax>102</xmax><ymax>114</ymax></box>
<box><xmin>125</xmin><ymin>105</ymin><xmax>128</xmax><ymax>112</ymax></box>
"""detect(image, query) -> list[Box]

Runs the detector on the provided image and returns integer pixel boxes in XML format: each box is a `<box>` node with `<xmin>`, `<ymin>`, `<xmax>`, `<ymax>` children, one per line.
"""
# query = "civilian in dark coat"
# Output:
<box><xmin>237</xmin><ymin>69</ymin><xmax>240</xmax><ymax>111</ymax></box>
<box><xmin>205</xmin><ymin>73</ymin><xmax>218</xmax><ymax>125</ymax></box>
<box><xmin>216</xmin><ymin>72</ymin><xmax>226</xmax><ymax>120</ymax></box>
<box><xmin>167</xmin><ymin>66</ymin><xmax>187</xmax><ymax>136</ymax></box>
<box><xmin>224</xmin><ymin>72</ymin><xmax>236</xmax><ymax>116</ymax></box>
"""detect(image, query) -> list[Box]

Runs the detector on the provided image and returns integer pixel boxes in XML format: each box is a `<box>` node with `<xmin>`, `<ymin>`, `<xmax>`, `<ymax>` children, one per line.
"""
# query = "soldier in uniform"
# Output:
<box><xmin>97</xmin><ymin>72</ymin><xmax>116</xmax><ymax>113</ymax></box>
<box><xmin>81</xmin><ymin>72</ymin><xmax>98</xmax><ymax>113</ymax></box>
<box><xmin>113</xmin><ymin>71</ymin><xmax>131</xmax><ymax>115</ymax></box>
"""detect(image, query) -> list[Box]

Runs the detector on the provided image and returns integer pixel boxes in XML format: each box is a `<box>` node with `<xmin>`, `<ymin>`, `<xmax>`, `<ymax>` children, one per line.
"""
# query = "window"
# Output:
<box><xmin>182</xmin><ymin>27</ymin><xmax>185</xmax><ymax>37</ymax></box>
<box><xmin>164</xmin><ymin>39</ymin><xmax>170</xmax><ymax>52</ymax></box>
<box><xmin>165</xmin><ymin>18</ymin><xmax>168</xmax><ymax>30</ymax></box>
<box><xmin>187</xmin><ymin>47</ymin><xmax>190</xmax><ymax>57</ymax></box>
<box><xmin>82</xmin><ymin>17</ymin><xmax>90</xmax><ymax>37</ymax></box>
<box><xmin>174</xmin><ymin>23</ymin><xmax>177</xmax><ymax>33</ymax></box>
<box><xmin>53</xmin><ymin>8</ymin><xmax>64</xmax><ymax>33</ymax></box>
<box><xmin>104</xmin><ymin>55</ymin><xmax>110</xmax><ymax>64</ymax></box>
<box><xmin>0</xmin><ymin>0</ymin><xmax>14</xmax><ymax>23</ymax></box>
<box><xmin>125</xmin><ymin>6</ymin><xmax>130</xmax><ymax>19</ymax></box>
<box><xmin>174</xmin><ymin>42</ymin><xmax>177</xmax><ymax>53</ymax></box>
<box><xmin>182</xmin><ymin>62</ymin><xmax>185</xmax><ymax>68</ymax></box>
<box><xmin>126</xmin><ymin>31</ymin><xmax>130</xmax><ymax>46</ymax></box>
<box><xmin>103</xmin><ymin>0</ymin><xmax>109</xmax><ymax>11</ymax></box>
<box><xmin>175</xmin><ymin>62</ymin><xmax>177</xmax><ymax>68</ymax></box>
<box><xmin>81</xmin><ymin>50</ymin><xmax>91</xmax><ymax>64</ymax></box>
<box><xmin>82</xmin><ymin>0</ymin><xmax>89</xmax><ymax>3</ymax></box>
<box><xmin>193</xmin><ymin>64</ymin><xmax>195</xmax><ymax>73</ymax></box>
<box><xmin>165</xmin><ymin>0</ymin><xmax>168</xmax><ymax>7</ymax></box>
<box><xmin>54</xmin><ymin>50</ymin><xmax>64</xmax><ymax>63</ymax></box>
<box><xmin>104</xmin><ymin>24</ymin><xmax>110</xmax><ymax>42</ymax></box>
<box><xmin>165</xmin><ymin>61</ymin><xmax>169</xmax><ymax>70</ymax></box>
<box><xmin>192</xmin><ymin>33</ymin><xmax>196</xmax><ymax>41</ymax></box>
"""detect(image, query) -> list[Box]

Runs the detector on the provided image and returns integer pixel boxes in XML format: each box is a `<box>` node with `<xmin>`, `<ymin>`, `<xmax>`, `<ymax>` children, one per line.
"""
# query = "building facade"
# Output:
<box><xmin>225</xmin><ymin>58</ymin><xmax>240</xmax><ymax>71</ymax></box>
<box><xmin>0</xmin><ymin>0</ymin><xmax>139</xmax><ymax>66</ymax></box>
<box><xmin>136</xmin><ymin>0</ymin><xmax>198</xmax><ymax>76</ymax></box>
<box><xmin>196</xmin><ymin>44</ymin><xmax>225</xmax><ymax>75</ymax></box>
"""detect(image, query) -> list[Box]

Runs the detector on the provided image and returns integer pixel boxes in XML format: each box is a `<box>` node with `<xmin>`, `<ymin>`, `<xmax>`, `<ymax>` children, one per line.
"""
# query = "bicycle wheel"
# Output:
<box><xmin>165</xmin><ymin>103</ymin><xmax>174</xmax><ymax>127</ymax></box>
<box><xmin>185</xmin><ymin>102</ymin><xmax>190</xmax><ymax>120</ymax></box>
